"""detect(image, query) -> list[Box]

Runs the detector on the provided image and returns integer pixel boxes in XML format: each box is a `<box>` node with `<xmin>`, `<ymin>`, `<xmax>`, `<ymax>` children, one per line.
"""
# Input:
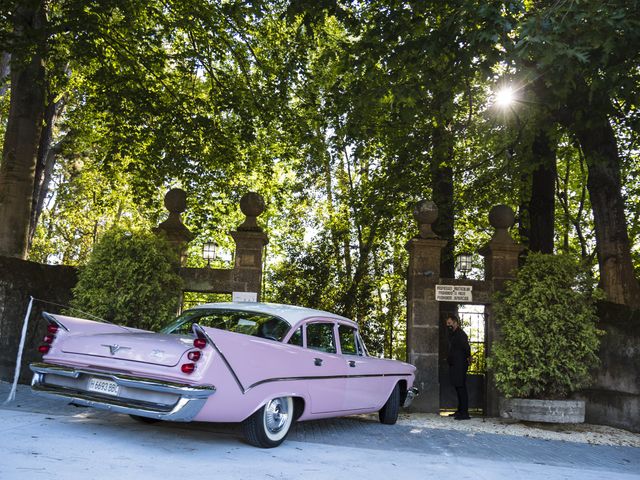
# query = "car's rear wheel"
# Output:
<box><xmin>378</xmin><ymin>383</ymin><xmax>400</xmax><ymax>425</ymax></box>
<box><xmin>129</xmin><ymin>414</ymin><xmax>162</xmax><ymax>424</ymax></box>
<box><xmin>242</xmin><ymin>396</ymin><xmax>294</xmax><ymax>448</ymax></box>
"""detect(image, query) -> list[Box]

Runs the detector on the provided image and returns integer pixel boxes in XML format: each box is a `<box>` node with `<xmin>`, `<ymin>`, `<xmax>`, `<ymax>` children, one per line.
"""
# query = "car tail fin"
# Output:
<box><xmin>39</xmin><ymin>312</ymin><xmax>138</xmax><ymax>334</ymax></box>
<box><xmin>193</xmin><ymin>324</ymin><xmax>246</xmax><ymax>393</ymax></box>
<box><xmin>192</xmin><ymin>324</ymin><xmax>210</xmax><ymax>348</ymax></box>
<box><xmin>42</xmin><ymin>312</ymin><xmax>69</xmax><ymax>332</ymax></box>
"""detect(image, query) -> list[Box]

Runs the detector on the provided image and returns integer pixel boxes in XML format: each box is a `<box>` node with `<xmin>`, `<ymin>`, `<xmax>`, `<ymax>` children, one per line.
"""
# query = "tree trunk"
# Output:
<box><xmin>0</xmin><ymin>1</ymin><xmax>47</xmax><ymax>259</ymax></box>
<box><xmin>563</xmin><ymin>86</ymin><xmax>640</xmax><ymax>308</ymax></box>
<box><xmin>518</xmin><ymin>127</ymin><xmax>556</xmax><ymax>254</ymax></box>
<box><xmin>338</xmin><ymin>147</ymin><xmax>353</xmax><ymax>280</ymax></box>
<box><xmin>431</xmin><ymin>124</ymin><xmax>455</xmax><ymax>278</ymax></box>
<box><xmin>518</xmin><ymin>170</ymin><xmax>530</xmax><ymax>248</ymax></box>
<box><xmin>339</xmin><ymin>221</ymin><xmax>378</xmax><ymax>321</ymax></box>
<box><xmin>528</xmin><ymin>128</ymin><xmax>556</xmax><ymax>253</ymax></box>
<box><xmin>28</xmin><ymin>93</ymin><xmax>66</xmax><ymax>250</ymax></box>
<box><xmin>0</xmin><ymin>52</ymin><xmax>10</xmax><ymax>98</ymax></box>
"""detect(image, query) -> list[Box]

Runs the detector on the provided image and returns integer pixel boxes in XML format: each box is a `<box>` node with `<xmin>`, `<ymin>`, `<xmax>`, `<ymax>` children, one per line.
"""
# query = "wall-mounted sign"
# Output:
<box><xmin>232</xmin><ymin>291</ymin><xmax>258</xmax><ymax>302</ymax></box>
<box><xmin>435</xmin><ymin>285</ymin><xmax>473</xmax><ymax>302</ymax></box>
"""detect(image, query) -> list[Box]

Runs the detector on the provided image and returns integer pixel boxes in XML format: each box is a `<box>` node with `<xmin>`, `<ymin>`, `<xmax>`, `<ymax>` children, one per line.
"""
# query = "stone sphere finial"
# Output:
<box><xmin>238</xmin><ymin>192</ymin><xmax>265</xmax><ymax>231</ymax></box>
<box><xmin>488</xmin><ymin>204</ymin><xmax>516</xmax><ymax>243</ymax></box>
<box><xmin>489</xmin><ymin>204</ymin><xmax>515</xmax><ymax>229</ymax></box>
<box><xmin>240</xmin><ymin>192</ymin><xmax>266</xmax><ymax>218</ymax></box>
<box><xmin>164</xmin><ymin>188</ymin><xmax>187</xmax><ymax>214</ymax></box>
<box><xmin>413</xmin><ymin>200</ymin><xmax>439</xmax><ymax>239</ymax></box>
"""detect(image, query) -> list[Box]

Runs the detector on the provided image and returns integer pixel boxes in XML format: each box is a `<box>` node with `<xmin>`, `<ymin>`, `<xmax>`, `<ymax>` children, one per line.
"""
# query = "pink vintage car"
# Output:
<box><xmin>30</xmin><ymin>302</ymin><xmax>418</xmax><ymax>447</ymax></box>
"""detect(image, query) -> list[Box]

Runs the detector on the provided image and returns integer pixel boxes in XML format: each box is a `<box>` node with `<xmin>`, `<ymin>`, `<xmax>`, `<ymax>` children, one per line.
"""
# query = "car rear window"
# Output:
<box><xmin>161</xmin><ymin>309</ymin><xmax>290</xmax><ymax>342</ymax></box>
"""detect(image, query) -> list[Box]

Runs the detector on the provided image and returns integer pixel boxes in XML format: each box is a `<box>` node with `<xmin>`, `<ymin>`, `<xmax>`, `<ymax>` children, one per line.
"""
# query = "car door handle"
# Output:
<box><xmin>348</xmin><ymin>360</ymin><xmax>356</xmax><ymax>368</ymax></box>
<box><xmin>314</xmin><ymin>358</ymin><xmax>323</xmax><ymax>366</ymax></box>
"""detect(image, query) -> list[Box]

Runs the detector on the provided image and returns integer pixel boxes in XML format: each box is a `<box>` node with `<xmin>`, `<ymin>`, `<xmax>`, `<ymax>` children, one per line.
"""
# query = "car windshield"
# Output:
<box><xmin>160</xmin><ymin>308</ymin><xmax>291</xmax><ymax>342</ymax></box>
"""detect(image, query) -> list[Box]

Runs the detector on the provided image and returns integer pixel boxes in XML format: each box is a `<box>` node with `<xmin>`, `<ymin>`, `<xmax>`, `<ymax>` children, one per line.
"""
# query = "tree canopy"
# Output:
<box><xmin>1</xmin><ymin>0</ymin><xmax>639</xmax><ymax>355</ymax></box>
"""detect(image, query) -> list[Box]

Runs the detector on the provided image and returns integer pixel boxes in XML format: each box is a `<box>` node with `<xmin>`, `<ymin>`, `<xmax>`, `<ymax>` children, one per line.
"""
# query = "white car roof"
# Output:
<box><xmin>191</xmin><ymin>302</ymin><xmax>356</xmax><ymax>326</ymax></box>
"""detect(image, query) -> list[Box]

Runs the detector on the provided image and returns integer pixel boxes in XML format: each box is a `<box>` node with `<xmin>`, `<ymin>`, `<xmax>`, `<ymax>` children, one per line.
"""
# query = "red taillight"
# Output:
<box><xmin>43</xmin><ymin>335</ymin><xmax>55</xmax><ymax>344</ymax></box>
<box><xmin>181</xmin><ymin>363</ymin><xmax>196</xmax><ymax>374</ymax></box>
<box><xmin>38</xmin><ymin>345</ymin><xmax>51</xmax><ymax>354</ymax></box>
<box><xmin>193</xmin><ymin>338</ymin><xmax>206</xmax><ymax>349</ymax></box>
<box><xmin>47</xmin><ymin>324</ymin><xmax>59</xmax><ymax>334</ymax></box>
<box><xmin>187</xmin><ymin>351</ymin><xmax>201</xmax><ymax>361</ymax></box>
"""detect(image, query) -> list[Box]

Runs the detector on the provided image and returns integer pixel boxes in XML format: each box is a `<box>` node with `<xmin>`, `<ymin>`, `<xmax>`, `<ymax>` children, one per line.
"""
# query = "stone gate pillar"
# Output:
<box><xmin>406</xmin><ymin>200</ymin><xmax>447</xmax><ymax>412</ymax></box>
<box><xmin>479</xmin><ymin>205</ymin><xmax>524</xmax><ymax>416</ymax></box>
<box><xmin>158</xmin><ymin>190</ymin><xmax>269</xmax><ymax>298</ymax></box>
<box><xmin>230</xmin><ymin>192</ymin><xmax>268</xmax><ymax>299</ymax></box>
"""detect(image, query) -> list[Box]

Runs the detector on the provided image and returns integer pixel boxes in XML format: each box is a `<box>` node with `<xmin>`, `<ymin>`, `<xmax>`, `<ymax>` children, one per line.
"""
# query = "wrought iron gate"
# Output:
<box><xmin>439</xmin><ymin>306</ymin><xmax>487</xmax><ymax>415</ymax></box>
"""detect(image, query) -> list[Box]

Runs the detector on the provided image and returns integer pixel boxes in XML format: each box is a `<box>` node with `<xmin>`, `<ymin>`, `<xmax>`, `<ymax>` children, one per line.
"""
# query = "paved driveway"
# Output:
<box><xmin>1</xmin><ymin>383</ymin><xmax>639</xmax><ymax>480</ymax></box>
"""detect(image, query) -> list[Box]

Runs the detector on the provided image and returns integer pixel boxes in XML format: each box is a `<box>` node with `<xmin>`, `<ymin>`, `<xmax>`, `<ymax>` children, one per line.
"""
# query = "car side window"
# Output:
<box><xmin>288</xmin><ymin>327</ymin><xmax>303</xmax><ymax>347</ymax></box>
<box><xmin>306</xmin><ymin>322</ymin><xmax>336</xmax><ymax>353</ymax></box>
<box><xmin>338</xmin><ymin>325</ymin><xmax>359</xmax><ymax>355</ymax></box>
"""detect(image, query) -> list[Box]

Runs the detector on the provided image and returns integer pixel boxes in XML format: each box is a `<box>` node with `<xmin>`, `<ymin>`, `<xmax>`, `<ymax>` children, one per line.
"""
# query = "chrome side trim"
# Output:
<box><xmin>246</xmin><ymin>372</ymin><xmax>413</xmax><ymax>392</ymax></box>
<box><xmin>30</xmin><ymin>362</ymin><xmax>216</xmax><ymax>422</ymax></box>
<box><xmin>403</xmin><ymin>387</ymin><xmax>419</xmax><ymax>408</ymax></box>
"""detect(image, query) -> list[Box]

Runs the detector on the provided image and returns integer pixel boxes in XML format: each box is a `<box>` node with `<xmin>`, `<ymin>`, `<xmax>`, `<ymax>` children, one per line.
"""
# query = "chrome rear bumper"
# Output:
<box><xmin>403</xmin><ymin>387</ymin><xmax>419</xmax><ymax>408</ymax></box>
<box><xmin>30</xmin><ymin>362</ymin><xmax>215</xmax><ymax>422</ymax></box>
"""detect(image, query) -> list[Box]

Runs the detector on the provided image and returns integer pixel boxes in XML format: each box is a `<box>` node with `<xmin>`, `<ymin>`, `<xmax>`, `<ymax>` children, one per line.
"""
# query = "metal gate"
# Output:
<box><xmin>439</xmin><ymin>305</ymin><xmax>487</xmax><ymax>415</ymax></box>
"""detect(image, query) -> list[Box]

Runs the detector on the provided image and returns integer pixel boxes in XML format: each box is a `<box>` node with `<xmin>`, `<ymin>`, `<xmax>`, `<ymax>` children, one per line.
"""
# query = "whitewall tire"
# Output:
<box><xmin>242</xmin><ymin>396</ymin><xmax>294</xmax><ymax>448</ymax></box>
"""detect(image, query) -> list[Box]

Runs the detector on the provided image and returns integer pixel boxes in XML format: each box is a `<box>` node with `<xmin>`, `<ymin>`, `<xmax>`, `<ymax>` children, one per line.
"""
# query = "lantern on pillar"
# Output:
<box><xmin>456</xmin><ymin>252</ymin><xmax>473</xmax><ymax>279</ymax></box>
<box><xmin>203</xmin><ymin>242</ymin><xmax>218</xmax><ymax>267</ymax></box>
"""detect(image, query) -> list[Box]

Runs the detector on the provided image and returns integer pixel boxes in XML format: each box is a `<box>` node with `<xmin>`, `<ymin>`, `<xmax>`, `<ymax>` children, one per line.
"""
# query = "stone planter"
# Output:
<box><xmin>500</xmin><ymin>398</ymin><xmax>586</xmax><ymax>423</ymax></box>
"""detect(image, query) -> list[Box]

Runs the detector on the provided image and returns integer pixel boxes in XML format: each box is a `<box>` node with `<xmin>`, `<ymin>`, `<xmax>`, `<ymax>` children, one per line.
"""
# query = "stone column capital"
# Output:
<box><xmin>229</xmin><ymin>230</ymin><xmax>269</xmax><ymax>249</ymax></box>
<box><xmin>478</xmin><ymin>241</ymin><xmax>525</xmax><ymax>257</ymax></box>
<box><xmin>405</xmin><ymin>236</ymin><xmax>448</xmax><ymax>251</ymax></box>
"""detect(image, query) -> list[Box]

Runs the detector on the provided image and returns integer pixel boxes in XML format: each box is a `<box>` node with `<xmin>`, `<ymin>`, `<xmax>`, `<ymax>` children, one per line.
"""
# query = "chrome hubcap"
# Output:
<box><xmin>264</xmin><ymin>397</ymin><xmax>289</xmax><ymax>434</ymax></box>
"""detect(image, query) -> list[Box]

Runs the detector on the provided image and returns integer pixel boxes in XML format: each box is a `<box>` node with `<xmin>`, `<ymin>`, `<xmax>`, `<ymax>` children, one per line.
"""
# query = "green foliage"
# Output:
<box><xmin>3</xmin><ymin>0</ymin><xmax>639</xmax><ymax>340</ymax></box>
<box><xmin>469</xmin><ymin>342</ymin><xmax>486</xmax><ymax>374</ymax></box>
<box><xmin>29</xmin><ymin>157</ymin><xmax>163</xmax><ymax>265</ymax></box>
<box><xmin>68</xmin><ymin>228</ymin><xmax>183</xmax><ymax>330</ymax></box>
<box><xmin>488</xmin><ymin>253</ymin><xmax>604</xmax><ymax>399</ymax></box>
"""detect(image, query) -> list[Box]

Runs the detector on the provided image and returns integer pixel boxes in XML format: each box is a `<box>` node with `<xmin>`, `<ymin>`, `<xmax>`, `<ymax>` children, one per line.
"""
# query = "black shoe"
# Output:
<box><xmin>448</xmin><ymin>411</ymin><xmax>460</xmax><ymax>418</ymax></box>
<box><xmin>454</xmin><ymin>414</ymin><xmax>471</xmax><ymax>420</ymax></box>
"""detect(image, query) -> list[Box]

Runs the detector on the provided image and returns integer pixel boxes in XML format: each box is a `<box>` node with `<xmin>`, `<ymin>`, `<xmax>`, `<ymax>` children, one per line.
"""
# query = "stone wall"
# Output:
<box><xmin>0</xmin><ymin>256</ymin><xmax>77</xmax><ymax>383</ymax></box>
<box><xmin>574</xmin><ymin>302</ymin><xmax>640</xmax><ymax>433</ymax></box>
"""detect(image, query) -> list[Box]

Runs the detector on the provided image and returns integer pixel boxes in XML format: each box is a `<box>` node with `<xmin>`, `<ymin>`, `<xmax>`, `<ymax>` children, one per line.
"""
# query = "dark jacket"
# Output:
<box><xmin>447</xmin><ymin>327</ymin><xmax>471</xmax><ymax>387</ymax></box>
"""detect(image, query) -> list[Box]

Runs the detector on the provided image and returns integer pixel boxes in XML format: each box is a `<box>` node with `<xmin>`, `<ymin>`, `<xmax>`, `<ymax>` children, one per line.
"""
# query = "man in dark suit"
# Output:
<box><xmin>446</xmin><ymin>315</ymin><xmax>472</xmax><ymax>420</ymax></box>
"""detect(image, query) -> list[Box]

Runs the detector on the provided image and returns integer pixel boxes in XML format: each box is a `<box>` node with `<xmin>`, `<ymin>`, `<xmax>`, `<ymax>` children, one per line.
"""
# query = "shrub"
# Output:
<box><xmin>488</xmin><ymin>253</ymin><xmax>603</xmax><ymax>399</ymax></box>
<box><xmin>68</xmin><ymin>228</ymin><xmax>183</xmax><ymax>331</ymax></box>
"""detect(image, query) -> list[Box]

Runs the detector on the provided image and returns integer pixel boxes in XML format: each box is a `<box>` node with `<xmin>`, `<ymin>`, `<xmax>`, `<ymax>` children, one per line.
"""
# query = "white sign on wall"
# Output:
<box><xmin>435</xmin><ymin>285</ymin><xmax>473</xmax><ymax>302</ymax></box>
<box><xmin>232</xmin><ymin>291</ymin><xmax>258</xmax><ymax>302</ymax></box>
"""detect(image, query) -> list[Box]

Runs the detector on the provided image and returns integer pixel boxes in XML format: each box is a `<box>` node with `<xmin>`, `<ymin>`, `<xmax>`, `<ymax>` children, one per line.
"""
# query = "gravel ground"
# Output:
<box><xmin>396</xmin><ymin>413</ymin><xmax>640</xmax><ymax>447</ymax></box>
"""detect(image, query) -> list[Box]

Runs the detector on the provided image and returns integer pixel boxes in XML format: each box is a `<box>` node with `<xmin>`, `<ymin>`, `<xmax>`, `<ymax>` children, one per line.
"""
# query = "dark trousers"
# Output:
<box><xmin>455</xmin><ymin>382</ymin><xmax>468</xmax><ymax>415</ymax></box>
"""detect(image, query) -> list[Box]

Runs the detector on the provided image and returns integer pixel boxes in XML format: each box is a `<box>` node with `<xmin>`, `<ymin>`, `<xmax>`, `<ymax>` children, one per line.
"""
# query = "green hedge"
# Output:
<box><xmin>67</xmin><ymin>228</ymin><xmax>183</xmax><ymax>331</ymax></box>
<box><xmin>488</xmin><ymin>253</ymin><xmax>603</xmax><ymax>399</ymax></box>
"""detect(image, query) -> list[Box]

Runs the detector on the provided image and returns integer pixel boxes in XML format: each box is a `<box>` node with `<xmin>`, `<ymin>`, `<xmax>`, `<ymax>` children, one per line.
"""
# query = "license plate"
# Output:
<box><xmin>87</xmin><ymin>377</ymin><xmax>120</xmax><ymax>396</ymax></box>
